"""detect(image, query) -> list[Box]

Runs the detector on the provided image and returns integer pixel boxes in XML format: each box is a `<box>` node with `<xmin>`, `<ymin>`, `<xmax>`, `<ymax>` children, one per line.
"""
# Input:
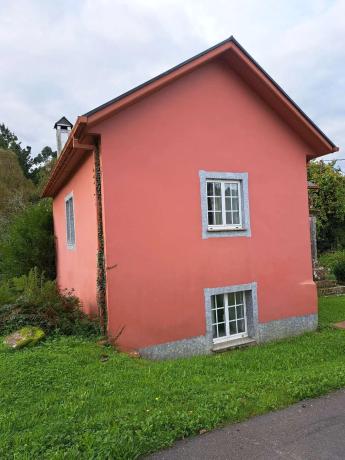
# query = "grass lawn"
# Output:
<box><xmin>1</xmin><ymin>296</ymin><xmax>345</xmax><ymax>459</ymax></box>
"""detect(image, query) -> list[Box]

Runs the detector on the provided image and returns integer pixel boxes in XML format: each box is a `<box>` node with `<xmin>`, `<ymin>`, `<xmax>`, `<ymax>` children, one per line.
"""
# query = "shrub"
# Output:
<box><xmin>319</xmin><ymin>250</ymin><xmax>345</xmax><ymax>274</ymax></box>
<box><xmin>0</xmin><ymin>268</ymin><xmax>99</xmax><ymax>336</ymax></box>
<box><xmin>0</xmin><ymin>199</ymin><xmax>55</xmax><ymax>280</ymax></box>
<box><xmin>334</xmin><ymin>259</ymin><xmax>345</xmax><ymax>285</ymax></box>
<box><xmin>0</xmin><ymin>280</ymin><xmax>15</xmax><ymax>305</ymax></box>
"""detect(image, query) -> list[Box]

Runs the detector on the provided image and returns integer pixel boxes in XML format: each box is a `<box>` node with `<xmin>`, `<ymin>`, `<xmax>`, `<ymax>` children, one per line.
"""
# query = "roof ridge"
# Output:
<box><xmin>81</xmin><ymin>36</ymin><xmax>336</xmax><ymax>150</ymax></box>
<box><xmin>83</xmin><ymin>36</ymin><xmax>235</xmax><ymax>117</ymax></box>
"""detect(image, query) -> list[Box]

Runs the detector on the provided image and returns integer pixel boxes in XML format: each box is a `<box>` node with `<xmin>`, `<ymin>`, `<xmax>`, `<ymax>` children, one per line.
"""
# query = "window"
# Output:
<box><xmin>199</xmin><ymin>171</ymin><xmax>251</xmax><ymax>239</ymax></box>
<box><xmin>206</xmin><ymin>180</ymin><xmax>242</xmax><ymax>230</ymax></box>
<box><xmin>65</xmin><ymin>193</ymin><xmax>75</xmax><ymax>248</ymax></box>
<box><xmin>211</xmin><ymin>291</ymin><xmax>248</xmax><ymax>343</ymax></box>
<box><xmin>204</xmin><ymin>283</ymin><xmax>258</xmax><ymax>347</ymax></box>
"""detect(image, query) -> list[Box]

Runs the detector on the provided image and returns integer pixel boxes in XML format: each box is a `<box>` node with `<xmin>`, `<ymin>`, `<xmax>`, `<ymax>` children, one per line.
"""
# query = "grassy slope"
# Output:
<box><xmin>1</xmin><ymin>296</ymin><xmax>345</xmax><ymax>459</ymax></box>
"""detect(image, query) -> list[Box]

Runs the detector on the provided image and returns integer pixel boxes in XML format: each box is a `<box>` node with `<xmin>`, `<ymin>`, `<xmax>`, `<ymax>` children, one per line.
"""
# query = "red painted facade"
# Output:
<box><xmin>47</xmin><ymin>39</ymin><xmax>337</xmax><ymax>354</ymax></box>
<box><xmin>97</xmin><ymin>61</ymin><xmax>316</xmax><ymax>349</ymax></box>
<box><xmin>53</xmin><ymin>152</ymin><xmax>98</xmax><ymax>316</ymax></box>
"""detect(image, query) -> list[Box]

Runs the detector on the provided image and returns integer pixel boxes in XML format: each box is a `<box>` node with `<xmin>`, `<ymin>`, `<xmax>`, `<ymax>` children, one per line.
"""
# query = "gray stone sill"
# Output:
<box><xmin>207</xmin><ymin>227</ymin><xmax>247</xmax><ymax>233</ymax></box>
<box><xmin>212</xmin><ymin>337</ymin><xmax>256</xmax><ymax>353</ymax></box>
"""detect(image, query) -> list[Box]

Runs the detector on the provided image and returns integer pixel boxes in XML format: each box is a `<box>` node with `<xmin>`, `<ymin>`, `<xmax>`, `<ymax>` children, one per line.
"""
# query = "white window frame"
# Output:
<box><xmin>65</xmin><ymin>192</ymin><xmax>76</xmax><ymax>250</ymax></box>
<box><xmin>206</xmin><ymin>179</ymin><xmax>243</xmax><ymax>231</ymax></box>
<box><xmin>211</xmin><ymin>291</ymin><xmax>248</xmax><ymax>344</ymax></box>
<box><xmin>199</xmin><ymin>171</ymin><xmax>251</xmax><ymax>239</ymax></box>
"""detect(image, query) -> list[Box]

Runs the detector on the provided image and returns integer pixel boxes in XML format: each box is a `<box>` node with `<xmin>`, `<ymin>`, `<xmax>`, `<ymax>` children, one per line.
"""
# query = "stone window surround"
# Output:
<box><xmin>204</xmin><ymin>282</ymin><xmax>258</xmax><ymax>347</ymax></box>
<box><xmin>64</xmin><ymin>191</ymin><xmax>76</xmax><ymax>250</ymax></box>
<box><xmin>199</xmin><ymin>170</ymin><xmax>251</xmax><ymax>239</ymax></box>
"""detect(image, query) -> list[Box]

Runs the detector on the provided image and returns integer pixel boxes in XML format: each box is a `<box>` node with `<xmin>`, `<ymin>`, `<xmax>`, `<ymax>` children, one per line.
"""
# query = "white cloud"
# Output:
<box><xmin>0</xmin><ymin>0</ymin><xmax>343</xmax><ymax>165</ymax></box>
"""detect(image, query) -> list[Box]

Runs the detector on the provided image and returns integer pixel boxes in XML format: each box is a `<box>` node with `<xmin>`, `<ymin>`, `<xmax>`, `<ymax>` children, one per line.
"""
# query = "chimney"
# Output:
<box><xmin>54</xmin><ymin>116</ymin><xmax>73</xmax><ymax>156</ymax></box>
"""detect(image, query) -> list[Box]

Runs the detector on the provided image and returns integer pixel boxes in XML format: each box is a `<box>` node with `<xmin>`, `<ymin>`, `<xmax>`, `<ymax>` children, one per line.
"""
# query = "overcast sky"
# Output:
<box><xmin>0</xmin><ymin>0</ymin><xmax>344</xmax><ymax>165</ymax></box>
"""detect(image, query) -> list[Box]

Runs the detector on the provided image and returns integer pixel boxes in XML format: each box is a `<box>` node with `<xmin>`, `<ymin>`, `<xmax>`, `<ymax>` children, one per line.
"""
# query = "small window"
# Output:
<box><xmin>65</xmin><ymin>194</ymin><xmax>75</xmax><ymax>248</ymax></box>
<box><xmin>211</xmin><ymin>290</ymin><xmax>248</xmax><ymax>343</ymax></box>
<box><xmin>206</xmin><ymin>180</ymin><xmax>242</xmax><ymax>230</ymax></box>
<box><xmin>199</xmin><ymin>171</ymin><xmax>251</xmax><ymax>239</ymax></box>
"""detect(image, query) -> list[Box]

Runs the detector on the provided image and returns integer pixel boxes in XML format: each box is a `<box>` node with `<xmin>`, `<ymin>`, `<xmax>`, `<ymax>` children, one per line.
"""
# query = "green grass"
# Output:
<box><xmin>1</xmin><ymin>297</ymin><xmax>345</xmax><ymax>459</ymax></box>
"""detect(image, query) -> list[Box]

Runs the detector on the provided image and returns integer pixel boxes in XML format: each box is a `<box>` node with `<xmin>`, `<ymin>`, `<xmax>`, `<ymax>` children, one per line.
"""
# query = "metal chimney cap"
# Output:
<box><xmin>54</xmin><ymin>116</ymin><xmax>73</xmax><ymax>129</ymax></box>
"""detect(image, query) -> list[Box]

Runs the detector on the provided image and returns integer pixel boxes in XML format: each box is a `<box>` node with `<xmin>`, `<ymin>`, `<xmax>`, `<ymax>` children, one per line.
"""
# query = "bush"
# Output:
<box><xmin>0</xmin><ymin>268</ymin><xmax>99</xmax><ymax>336</ymax></box>
<box><xmin>0</xmin><ymin>199</ymin><xmax>55</xmax><ymax>280</ymax></box>
<box><xmin>334</xmin><ymin>259</ymin><xmax>345</xmax><ymax>284</ymax></box>
<box><xmin>319</xmin><ymin>250</ymin><xmax>345</xmax><ymax>273</ymax></box>
<box><xmin>308</xmin><ymin>161</ymin><xmax>345</xmax><ymax>252</ymax></box>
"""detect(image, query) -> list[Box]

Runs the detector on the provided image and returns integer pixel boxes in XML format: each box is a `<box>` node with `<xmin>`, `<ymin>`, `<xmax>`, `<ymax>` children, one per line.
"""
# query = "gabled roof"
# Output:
<box><xmin>43</xmin><ymin>36</ymin><xmax>338</xmax><ymax>197</ymax></box>
<box><xmin>83</xmin><ymin>37</ymin><xmax>336</xmax><ymax>152</ymax></box>
<box><xmin>54</xmin><ymin>116</ymin><xmax>73</xmax><ymax>129</ymax></box>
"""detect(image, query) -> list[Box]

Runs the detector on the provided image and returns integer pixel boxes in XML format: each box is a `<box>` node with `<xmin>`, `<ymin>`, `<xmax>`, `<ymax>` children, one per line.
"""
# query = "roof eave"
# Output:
<box><xmin>42</xmin><ymin>37</ymin><xmax>338</xmax><ymax>196</ymax></box>
<box><xmin>42</xmin><ymin>116</ymin><xmax>88</xmax><ymax>197</ymax></box>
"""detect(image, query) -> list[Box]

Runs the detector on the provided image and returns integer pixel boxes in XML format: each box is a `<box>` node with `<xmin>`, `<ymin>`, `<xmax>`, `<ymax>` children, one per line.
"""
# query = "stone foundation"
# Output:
<box><xmin>139</xmin><ymin>313</ymin><xmax>318</xmax><ymax>360</ymax></box>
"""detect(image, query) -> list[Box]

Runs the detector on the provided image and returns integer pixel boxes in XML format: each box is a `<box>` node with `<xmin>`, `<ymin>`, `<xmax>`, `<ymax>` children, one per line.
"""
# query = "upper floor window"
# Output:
<box><xmin>65</xmin><ymin>193</ymin><xmax>75</xmax><ymax>249</ymax></box>
<box><xmin>199</xmin><ymin>171</ymin><xmax>251</xmax><ymax>239</ymax></box>
<box><xmin>206</xmin><ymin>180</ymin><xmax>242</xmax><ymax>231</ymax></box>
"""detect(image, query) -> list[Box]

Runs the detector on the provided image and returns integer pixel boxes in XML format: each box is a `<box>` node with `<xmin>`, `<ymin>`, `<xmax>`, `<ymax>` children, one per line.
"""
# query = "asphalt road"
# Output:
<box><xmin>148</xmin><ymin>389</ymin><xmax>345</xmax><ymax>459</ymax></box>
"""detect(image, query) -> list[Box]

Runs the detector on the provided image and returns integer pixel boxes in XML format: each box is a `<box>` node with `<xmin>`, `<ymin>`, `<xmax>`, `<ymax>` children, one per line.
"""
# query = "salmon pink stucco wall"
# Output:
<box><xmin>94</xmin><ymin>59</ymin><xmax>316</xmax><ymax>351</ymax></box>
<box><xmin>53</xmin><ymin>152</ymin><xmax>98</xmax><ymax>315</ymax></box>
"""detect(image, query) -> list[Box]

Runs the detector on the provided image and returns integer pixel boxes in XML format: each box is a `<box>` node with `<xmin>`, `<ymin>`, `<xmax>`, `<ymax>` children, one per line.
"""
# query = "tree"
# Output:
<box><xmin>31</xmin><ymin>146</ymin><xmax>57</xmax><ymax>185</ymax></box>
<box><xmin>0</xmin><ymin>124</ymin><xmax>57</xmax><ymax>184</ymax></box>
<box><xmin>0</xmin><ymin>200</ymin><xmax>56</xmax><ymax>280</ymax></box>
<box><xmin>308</xmin><ymin>161</ymin><xmax>345</xmax><ymax>252</ymax></box>
<box><xmin>0</xmin><ymin>149</ymin><xmax>35</xmax><ymax>228</ymax></box>
<box><xmin>33</xmin><ymin>146</ymin><xmax>57</xmax><ymax>165</ymax></box>
<box><xmin>0</xmin><ymin>124</ymin><xmax>33</xmax><ymax>178</ymax></box>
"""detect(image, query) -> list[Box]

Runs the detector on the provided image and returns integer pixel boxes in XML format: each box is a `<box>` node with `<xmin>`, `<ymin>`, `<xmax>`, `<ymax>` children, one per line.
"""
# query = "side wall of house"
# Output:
<box><xmin>53</xmin><ymin>152</ymin><xmax>98</xmax><ymax>315</ymax></box>
<box><xmin>96</xmin><ymin>59</ymin><xmax>317</xmax><ymax>355</ymax></box>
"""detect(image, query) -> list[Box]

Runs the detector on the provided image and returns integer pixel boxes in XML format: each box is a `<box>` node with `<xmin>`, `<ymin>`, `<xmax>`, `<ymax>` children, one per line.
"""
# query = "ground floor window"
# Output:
<box><xmin>211</xmin><ymin>291</ymin><xmax>248</xmax><ymax>342</ymax></box>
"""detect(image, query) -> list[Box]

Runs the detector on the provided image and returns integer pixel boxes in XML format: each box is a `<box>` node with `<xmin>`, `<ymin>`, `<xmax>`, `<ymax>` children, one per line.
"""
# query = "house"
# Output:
<box><xmin>43</xmin><ymin>37</ymin><xmax>338</xmax><ymax>359</ymax></box>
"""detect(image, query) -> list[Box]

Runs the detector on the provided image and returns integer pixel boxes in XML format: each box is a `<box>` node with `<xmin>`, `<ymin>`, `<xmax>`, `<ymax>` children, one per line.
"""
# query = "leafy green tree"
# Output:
<box><xmin>308</xmin><ymin>161</ymin><xmax>345</xmax><ymax>252</ymax></box>
<box><xmin>0</xmin><ymin>200</ymin><xmax>55</xmax><ymax>280</ymax></box>
<box><xmin>34</xmin><ymin>157</ymin><xmax>57</xmax><ymax>194</ymax></box>
<box><xmin>0</xmin><ymin>149</ymin><xmax>35</xmax><ymax>228</ymax></box>
<box><xmin>33</xmin><ymin>146</ymin><xmax>57</xmax><ymax>165</ymax></box>
<box><xmin>31</xmin><ymin>146</ymin><xmax>57</xmax><ymax>185</ymax></box>
<box><xmin>0</xmin><ymin>124</ymin><xmax>57</xmax><ymax>184</ymax></box>
<box><xmin>0</xmin><ymin>124</ymin><xmax>33</xmax><ymax>178</ymax></box>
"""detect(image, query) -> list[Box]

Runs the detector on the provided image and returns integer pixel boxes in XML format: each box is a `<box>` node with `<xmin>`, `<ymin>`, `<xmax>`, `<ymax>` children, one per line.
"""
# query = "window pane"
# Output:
<box><xmin>233</xmin><ymin>211</ymin><xmax>240</xmax><ymax>225</ymax></box>
<box><xmin>230</xmin><ymin>183</ymin><xmax>239</xmax><ymax>196</ymax></box>
<box><xmin>216</xmin><ymin>294</ymin><xmax>224</xmax><ymax>308</ymax></box>
<box><xmin>212</xmin><ymin>309</ymin><xmax>217</xmax><ymax>324</ymax></box>
<box><xmin>229</xmin><ymin>306</ymin><xmax>236</xmax><ymax>321</ymax></box>
<box><xmin>65</xmin><ymin>197</ymin><xmax>75</xmax><ymax>246</ymax></box>
<box><xmin>228</xmin><ymin>293</ymin><xmax>235</xmax><ymax>306</ymax></box>
<box><xmin>237</xmin><ymin>319</ymin><xmax>245</xmax><ymax>333</ymax></box>
<box><xmin>226</xmin><ymin>212</ymin><xmax>232</xmax><ymax>225</ymax></box>
<box><xmin>232</xmin><ymin>197</ymin><xmax>239</xmax><ymax>211</ymax></box>
<box><xmin>215</xmin><ymin>212</ymin><xmax>222</xmax><ymax>225</ymax></box>
<box><xmin>229</xmin><ymin>321</ymin><xmax>237</xmax><ymax>335</ymax></box>
<box><xmin>207</xmin><ymin>197</ymin><xmax>214</xmax><ymax>211</ymax></box>
<box><xmin>225</xmin><ymin>197</ymin><xmax>231</xmax><ymax>211</ymax></box>
<box><xmin>214</xmin><ymin>182</ymin><xmax>221</xmax><ymax>196</ymax></box>
<box><xmin>235</xmin><ymin>291</ymin><xmax>243</xmax><ymax>305</ymax></box>
<box><xmin>211</xmin><ymin>296</ymin><xmax>216</xmax><ymax>309</ymax></box>
<box><xmin>65</xmin><ymin>201</ymin><xmax>70</xmax><ymax>241</ymax></box>
<box><xmin>215</xmin><ymin>197</ymin><xmax>222</xmax><ymax>211</ymax></box>
<box><xmin>218</xmin><ymin>323</ymin><xmax>226</xmax><ymax>337</ymax></box>
<box><xmin>70</xmin><ymin>208</ymin><xmax>75</xmax><ymax>243</ymax></box>
<box><xmin>236</xmin><ymin>304</ymin><xmax>244</xmax><ymax>319</ymax></box>
<box><xmin>212</xmin><ymin>325</ymin><xmax>218</xmax><ymax>338</ymax></box>
<box><xmin>208</xmin><ymin>212</ymin><xmax>214</xmax><ymax>225</ymax></box>
<box><xmin>217</xmin><ymin>308</ymin><xmax>225</xmax><ymax>323</ymax></box>
<box><xmin>207</xmin><ymin>182</ymin><xmax>214</xmax><ymax>196</ymax></box>
<box><xmin>224</xmin><ymin>184</ymin><xmax>231</xmax><ymax>196</ymax></box>
<box><xmin>69</xmin><ymin>199</ymin><xmax>75</xmax><ymax>244</ymax></box>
